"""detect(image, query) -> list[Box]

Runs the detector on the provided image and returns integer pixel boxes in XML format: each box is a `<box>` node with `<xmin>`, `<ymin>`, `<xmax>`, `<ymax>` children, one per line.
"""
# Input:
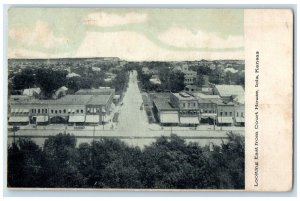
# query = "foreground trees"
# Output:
<box><xmin>7</xmin><ymin>133</ymin><xmax>244</xmax><ymax>189</ymax></box>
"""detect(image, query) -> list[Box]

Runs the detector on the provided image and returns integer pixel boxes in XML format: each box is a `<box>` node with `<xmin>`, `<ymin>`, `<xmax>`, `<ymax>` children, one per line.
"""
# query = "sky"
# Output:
<box><xmin>8</xmin><ymin>8</ymin><xmax>244</xmax><ymax>61</ymax></box>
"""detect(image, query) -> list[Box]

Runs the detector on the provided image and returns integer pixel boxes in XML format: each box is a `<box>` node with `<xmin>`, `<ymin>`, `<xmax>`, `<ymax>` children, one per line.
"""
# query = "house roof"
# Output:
<box><xmin>215</xmin><ymin>85</ymin><xmax>244</xmax><ymax>97</ymax></box>
<box><xmin>66</xmin><ymin>72</ymin><xmax>80</xmax><ymax>78</ymax></box>
<box><xmin>23</xmin><ymin>88</ymin><xmax>41</xmax><ymax>96</ymax></box>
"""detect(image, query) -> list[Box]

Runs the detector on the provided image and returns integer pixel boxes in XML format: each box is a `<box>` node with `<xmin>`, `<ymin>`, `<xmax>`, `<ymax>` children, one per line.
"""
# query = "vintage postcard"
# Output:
<box><xmin>5</xmin><ymin>8</ymin><xmax>293</xmax><ymax>192</ymax></box>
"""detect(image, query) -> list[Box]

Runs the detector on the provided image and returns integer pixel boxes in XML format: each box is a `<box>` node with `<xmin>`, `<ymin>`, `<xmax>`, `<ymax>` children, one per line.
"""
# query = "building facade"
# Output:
<box><xmin>169</xmin><ymin>92</ymin><xmax>199</xmax><ymax>126</ymax></box>
<box><xmin>8</xmin><ymin>92</ymin><xmax>114</xmax><ymax>126</ymax></box>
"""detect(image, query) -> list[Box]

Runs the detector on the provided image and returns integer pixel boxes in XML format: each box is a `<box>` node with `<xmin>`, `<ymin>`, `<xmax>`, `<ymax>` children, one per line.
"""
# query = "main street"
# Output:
<box><xmin>8</xmin><ymin>70</ymin><xmax>244</xmax><ymax>147</ymax></box>
<box><xmin>116</xmin><ymin>70</ymin><xmax>149</xmax><ymax>134</ymax></box>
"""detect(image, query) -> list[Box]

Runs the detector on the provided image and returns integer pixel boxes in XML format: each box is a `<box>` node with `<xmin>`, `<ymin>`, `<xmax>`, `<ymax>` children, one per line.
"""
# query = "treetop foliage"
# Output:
<box><xmin>8</xmin><ymin>132</ymin><xmax>244</xmax><ymax>189</ymax></box>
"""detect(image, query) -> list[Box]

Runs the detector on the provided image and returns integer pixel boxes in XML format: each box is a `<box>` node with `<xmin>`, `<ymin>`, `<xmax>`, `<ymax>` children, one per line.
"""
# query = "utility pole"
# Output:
<box><xmin>220</xmin><ymin>109</ymin><xmax>223</xmax><ymax>131</ymax></box>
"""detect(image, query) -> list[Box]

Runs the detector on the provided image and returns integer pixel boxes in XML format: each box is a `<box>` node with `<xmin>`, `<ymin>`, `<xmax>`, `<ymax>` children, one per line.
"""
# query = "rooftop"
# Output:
<box><xmin>153</xmin><ymin>97</ymin><xmax>177</xmax><ymax>111</ymax></box>
<box><xmin>55</xmin><ymin>95</ymin><xmax>93</xmax><ymax>105</ymax></box>
<box><xmin>75</xmin><ymin>88</ymin><xmax>115</xmax><ymax>95</ymax></box>
<box><xmin>87</xmin><ymin>95</ymin><xmax>111</xmax><ymax>105</ymax></box>
<box><xmin>172</xmin><ymin>92</ymin><xmax>198</xmax><ymax>101</ymax></box>
<box><xmin>215</xmin><ymin>85</ymin><xmax>244</xmax><ymax>97</ymax></box>
<box><xmin>194</xmin><ymin>92</ymin><xmax>221</xmax><ymax>100</ymax></box>
<box><xmin>10</xmin><ymin>93</ymin><xmax>112</xmax><ymax>106</ymax></box>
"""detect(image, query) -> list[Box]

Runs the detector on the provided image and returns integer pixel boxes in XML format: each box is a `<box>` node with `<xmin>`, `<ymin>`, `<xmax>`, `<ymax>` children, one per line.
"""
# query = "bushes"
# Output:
<box><xmin>7</xmin><ymin>133</ymin><xmax>244</xmax><ymax>189</ymax></box>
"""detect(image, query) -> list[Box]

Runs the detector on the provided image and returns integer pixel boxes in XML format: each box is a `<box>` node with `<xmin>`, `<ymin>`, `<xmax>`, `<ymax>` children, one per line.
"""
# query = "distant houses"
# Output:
<box><xmin>52</xmin><ymin>86</ymin><xmax>68</xmax><ymax>99</ymax></box>
<box><xmin>66</xmin><ymin>72</ymin><xmax>81</xmax><ymax>78</ymax></box>
<box><xmin>22</xmin><ymin>87</ymin><xmax>41</xmax><ymax>98</ymax></box>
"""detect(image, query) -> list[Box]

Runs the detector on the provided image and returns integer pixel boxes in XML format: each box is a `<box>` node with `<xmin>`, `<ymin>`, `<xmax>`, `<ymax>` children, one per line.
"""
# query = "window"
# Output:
<box><xmin>230</xmin><ymin>112</ymin><xmax>232</xmax><ymax>116</ymax></box>
<box><xmin>81</xmin><ymin>109</ymin><xmax>84</xmax><ymax>113</ymax></box>
<box><xmin>51</xmin><ymin>109</ymin><xmax>53</xmax><ymax>113</ymax></box>
<box><xmin>32</xmin><ymin>109</ymin><xmax>34</xmax><ymax>113</ymax></box>
<box><xmin>183</xmin><ymin>103</ymin><xmax>185</xmax><ymax>108</ymax></box>
<box><xmin>38</xmin><ymin>109</ymin><xmax>40</xmax><ymax>113</ymax></box>
<box><xmin>188</xmin><ymin>103</ymin><xmax>190</xmax><ymax>107</ymax></box>
<box><xmin>45</xmin><ymin>109</ymin><xmax>47</xmax><ymax>114</ymax></box>
<box><xmin>42</xmin><ymin>109</ymin><xmax>44</xmax><ymax>113</ymax></box>
<box><xmin>236</xmin><ymin>112</ymin><xmax>239</xmax><ymax>117</ymax></box>
<box><xmin>63</xmin><ymin>109</ymin><xmax>66</xmax><ymax>113</ymax></box>
<box><xmin>55</xmin><ymin>110</ymin><xmax>57</xmax><ymax>114</ymax></box>
<box><xmin>59</xmin><ymin>110</ymin><xmax>62</xmax><ymax>114</ymax></box>
<box><xmin>220</xmin><ymin>112</ymin><xmax>223</xmax><ymax>116</ymax></box>
<box><xmin>225</xmin><ymin>112</ymin><xmax>227</xmax><ymax>116</ymax></box>
<box><xmin>193</xmin><ymin>103</ymin><xmax>196</xmax><ymax>107</ymax></box>
<box><xmin>241</xmin><ymin>112</ymin><xmax>244</xmax><ymax>117</ymax></box>
<box><xmin>76</xmin><ymin>109</ymin><xmax>79</xmax><ymax>113</ymax></box>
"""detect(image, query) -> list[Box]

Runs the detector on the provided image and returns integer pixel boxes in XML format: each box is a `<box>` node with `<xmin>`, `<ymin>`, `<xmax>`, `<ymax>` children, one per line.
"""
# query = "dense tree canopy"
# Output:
<box><xmin>12</xmin><ymin>69</ymin><xmax>36</xmax><ymax>90</ymax></box>
<box><xmin>7</xmin><ymin>133</ymin><xmax>244</xmax><ymax>189</ymax></box>
<box><xmin>35</xmin><ymin>68</ymin><xmax>68</xmax><ymax>98</ymax></box>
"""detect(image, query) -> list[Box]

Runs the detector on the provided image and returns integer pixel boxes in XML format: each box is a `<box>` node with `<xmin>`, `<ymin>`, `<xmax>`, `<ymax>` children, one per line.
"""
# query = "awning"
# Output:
<box><xmin>36</xmin><ymin>116</ymin><xmax>49</xmax><ymax>123</ymax></box>
<box><xmin>201</xmin><ymin>113</ymin><xmax>217</xmax><ymax>118</ymax></box>
<box><xmin>235</xmin><ymin>117</ymin><xmax>245</xmax><ymax>123</ymax></box>
<box><xmin>69</xmin><ymin>115</ymin><xmax>85</xmax><ymax>123</ymax></box>
<box><xmin>180</xmin><ymin>116</ymin><xmax>199</xmax><ymax>124</ymax></box>
<box><xmin>217</xmin><ymin>117</ymin><xmax>233</xmax><ymax>124</ymax></box>
<box><xmin>23</xmin><ymin>109</ymin><xmax>29</xmax><ymax>113</ymax></box>
<box><xmin>9</xmin><ymin>116</ymin><xmax>29</xmax><ymax>123</ymax></box>
<box><xmin>160</xmin><ymin>113</ymin><xmax>179</xmax><ymax>124</ymax></box>
<box><xmin>85</xmin><ymin>115</ymin><xmax>100</xmax><ymax>123</ymax></box>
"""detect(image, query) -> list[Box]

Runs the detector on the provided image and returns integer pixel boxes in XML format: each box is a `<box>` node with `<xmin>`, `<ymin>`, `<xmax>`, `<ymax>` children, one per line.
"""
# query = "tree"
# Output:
<box><xmin>42</xmin><ymin>133</ymin><xmax>84</xmax><ymax>188</ymax></box>
<box><xmin>169</xmin><ymin>71</ymin><xmax>184</xmax><ymax>92</ymax></box>
<box><xmin>35</xmin><ymin>68</ymin><xmax>67</xmax><ymax>98</ymax></box>
<box><xmin>13</xmin><ymin>68</ymin><xmax>36</xmax><ymax>90</ymax></box>
<box><xmin>7</xmin><ymin>133</ymin><xmax>244</xmax><ymax>189</ymax></box>
<box><xmin>7</xmin><ymin>139</ymin><xmax>44</xmax><ymax>187</ymax></box>
<box><xmin>195</xmin><ymin>74</ymin><xmax>205</xmax><ymax>87</ymax></box>
<box><xmin>84</xmin><ymin>138</ymin><xmax>142</xmax><ymax>188</ymax></box>
<box><xmin>112</xmin><ymin>69</ymin><xmax>129</xmax><ymax>93</ymax></box>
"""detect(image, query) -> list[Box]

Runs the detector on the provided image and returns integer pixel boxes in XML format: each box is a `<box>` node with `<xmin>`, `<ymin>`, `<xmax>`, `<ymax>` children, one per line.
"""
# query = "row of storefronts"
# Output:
<box><xmin>152</xmin><ymin>92</ymin><xmax>245</xmax><ymax>127</ymax></box>
<box><xmin>8</xmin><ymin>89</ymin><xmax>115</xmax><ymax>126</ymax></box>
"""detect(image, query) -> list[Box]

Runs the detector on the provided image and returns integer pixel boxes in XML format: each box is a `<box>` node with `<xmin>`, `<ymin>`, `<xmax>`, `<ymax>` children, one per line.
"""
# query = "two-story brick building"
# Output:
<box><xmin>8</xmin><ymin>89</ymin><xmax>114</xmax><ymax>126</ymax></box>
<box><xmin>169</xmin><ymin>92</ymin><xmax>199</xmax><ymax>126</ymax></box>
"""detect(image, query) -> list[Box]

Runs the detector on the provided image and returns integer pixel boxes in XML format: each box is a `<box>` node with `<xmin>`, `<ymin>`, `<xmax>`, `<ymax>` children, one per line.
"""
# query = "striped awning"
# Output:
<box><xmin>160</xmin><ymin>113</ymin><xmax>179</xmax><ymax>124</ymax></box>
<box><xmin>180</xmin><ymin>116</ymin><xmax>199</xmax><ymax>124</ymax></box>
<box><xmin>217</xmin><ymin>117</ymin><xmax>233</xmax><ymax>124</ymax></box>
<box><xmin>23</xmin><ymin>109</ymin><xmax>30</xmax><ymax>113</ymax></box>
<box><xmin>36</xmin><ymin>116</ymin><xmax>49</xmax><ymax>123</ymax></box>
<box><xmin>235</xmin><ymin>117</ymin><xmax>245</xmax><ymax>123</ymax></box>
<box><xmin>201</xmin><ymin>113</ymin><xmax>217</xmax><ymax>119</ymax></box>
<box><xmin>69</xmin><ymin>115</ymin><xmax>85</xmax><ymax>123</ymax></box>
<box><xmin>9</xmin><ymin>116</ymin><xmax>29</xmax><ymax>123</ymax></box>
<box><xmin>85</xmin><ymin>115</ymin><xmax>100</xmax><ymax>123</ymax></box>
